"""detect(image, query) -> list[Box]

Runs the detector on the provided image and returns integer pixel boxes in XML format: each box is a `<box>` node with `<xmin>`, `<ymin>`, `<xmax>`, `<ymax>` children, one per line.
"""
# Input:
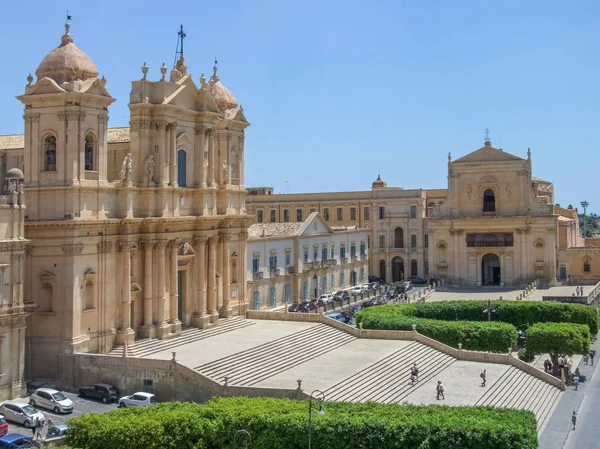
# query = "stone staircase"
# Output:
<box><xmin>108</xmin><ymin>318</ymin><xmax>255</xmax><ymax>358</ymax></box>
<box><xmin>475</xmin><ymin>366</ymin><xmax>561</xmax><ymax>431</ymax></box>
<box><xmin>324</xmin><ymin>341</ymin><xmax>455</xmax><ymax>403</ymax></box>
<box><xmin>194</xmin><ymin>323</ymin><xmax>356</xmax><ymax>386</ymax></box>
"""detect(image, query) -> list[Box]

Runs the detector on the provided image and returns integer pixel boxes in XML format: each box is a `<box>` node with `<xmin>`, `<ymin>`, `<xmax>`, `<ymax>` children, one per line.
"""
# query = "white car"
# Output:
<box><xmin>118</xmin><ymin>392</ymin><xmax>157</xmax><ymax>408</ymax></box>
<box><xmin>319</xmin><ymin>293</ymin><xmax>334</xmax><ymax>304</ymax></box>
<box><xmin>29</xmin><ymin>388</ymin><xmax>74</xmax><ymax>414</ymax></box>
<box><xmin>350</xmin><ymin>286</ymin><xmax>363</xmax><ymax>295</ymax></box>
<box><xmin>0</xmin><ymin>401</ymin><xmax>45</xmax><ymax>428</ymax></box>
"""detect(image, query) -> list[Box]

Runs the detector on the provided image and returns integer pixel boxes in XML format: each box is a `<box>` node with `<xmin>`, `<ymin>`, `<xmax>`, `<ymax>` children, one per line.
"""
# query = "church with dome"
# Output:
<box><xmin>0</xmin><ymin>22</ymin><xmax>251</xmax><ymax>393</ymax></box>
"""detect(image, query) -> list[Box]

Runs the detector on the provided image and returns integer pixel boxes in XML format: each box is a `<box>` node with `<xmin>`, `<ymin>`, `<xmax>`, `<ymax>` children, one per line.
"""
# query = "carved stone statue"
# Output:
<box><xmin>7</xmin><ymin>180</ymin><xmax>16</xmax><ymax>194</ymax></box>
<box><xmin>222</xmin><ymin>160</ymin><xmax>230</xmax><ymax>184</ymax></box>
<box><xmin>143</xmin><ymin>154</ymin><xmax>156</xmax><ymax>187</ymax></box>
<box><xmin>505</xmin><ymin>183</ymin><xmax>512</xmax><ymax>197</ymax></box>
<box><xmin>119</xmin><ymin>153</ymin><xmax>133</xmax><ymax>185</ymax></box>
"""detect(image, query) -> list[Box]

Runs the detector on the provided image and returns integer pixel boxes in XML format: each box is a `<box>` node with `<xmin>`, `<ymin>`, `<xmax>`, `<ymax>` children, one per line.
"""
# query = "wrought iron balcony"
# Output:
<box><xmin>285</xmin><ymin>266</ymin><xmax>296</xmax><ymax>275</ymax></box>
<box><xmin>252</xmin><ymin>271</ymin><xmax>264</xmax><ymax>281</ymax></box>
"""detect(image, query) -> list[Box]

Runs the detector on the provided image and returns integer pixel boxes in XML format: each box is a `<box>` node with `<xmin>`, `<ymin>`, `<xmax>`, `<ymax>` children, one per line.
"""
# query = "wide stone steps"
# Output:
<box><xmin>195</xmin><ymin>324</ymin><xmax>356</xmax><ymax>386</ymax></box>
<box><xmin>324</xmin><ymin>341</ymin><xmax>455</xmax><ymax>403</ymax></box>
<box><xmin>108</xmin><ymin>318</ymin><xmax>254</xmax><ymax>358</ymax></box>
<box><xmin>475</xmin><ymin>366</ymin><xmax>562</xmax><ymax>431</ymax></box>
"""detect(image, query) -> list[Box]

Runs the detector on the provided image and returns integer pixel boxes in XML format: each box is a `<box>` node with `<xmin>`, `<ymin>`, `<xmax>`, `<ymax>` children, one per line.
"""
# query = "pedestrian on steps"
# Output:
<box><xmin>591</xmin><ymin>351</ymin><xmax>595</xmax><ymax>366</ymax></box>
<box><xmin>480</xmin><ymin>369</ymin><xmax>486</xmax><ymax>387</ymax></box>
<box><xmin>571</xmin><ymin>411</ymin><xmax>577</xmax><ymax>430</ymax></box>
<box><xmin>410</xmin><ymin>363</ymin><xmax>419</xmax><ymax>384</ymax></box>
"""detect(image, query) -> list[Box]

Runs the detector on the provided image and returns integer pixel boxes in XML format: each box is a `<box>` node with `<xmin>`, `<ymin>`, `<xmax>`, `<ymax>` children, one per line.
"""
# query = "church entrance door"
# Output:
<box><xmin>392</xmin><ymin>257</ymin><xmax>404</xmax><ymax>282</ymax></box>
<box><xmin>481</xmin><ymin>253</ymin><xmax>500</xmax><ymax>286</ymax></box>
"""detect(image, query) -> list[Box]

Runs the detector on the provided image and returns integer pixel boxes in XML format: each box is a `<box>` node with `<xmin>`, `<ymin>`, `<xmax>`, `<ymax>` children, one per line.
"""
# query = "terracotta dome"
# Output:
<box><xmin>35</xmin><ymin>23</ymin><xmax>98</xmax><ymax>84</ymax></box>
<box><xmin>208</xmin><ymin>65</ymin><xmax>238</xmax><ymax>110</ymax></box>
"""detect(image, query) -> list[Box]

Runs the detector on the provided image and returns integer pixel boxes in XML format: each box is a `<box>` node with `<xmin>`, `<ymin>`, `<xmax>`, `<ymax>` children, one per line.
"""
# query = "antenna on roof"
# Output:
<box><xmin>174</xmin><ymin>25</ymin><xmax>186</xmax><ymax>66</ymax></box>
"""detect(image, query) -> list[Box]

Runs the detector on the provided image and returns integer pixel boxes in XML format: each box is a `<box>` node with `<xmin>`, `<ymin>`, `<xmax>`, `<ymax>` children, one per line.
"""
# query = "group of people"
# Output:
<box><xmin>407</xmin><ymin>363</ymin><xmax>486</xmax><ymax>399</ymax></box>
<box><xmin>30</xmin><ymin>416</ymin><xmax>52</xmax><ymax>442</ymax></box>
<box><xmin>572</xmin><ymin>285</ymin><xmax>585</xmax><ymax>297</ymax></box>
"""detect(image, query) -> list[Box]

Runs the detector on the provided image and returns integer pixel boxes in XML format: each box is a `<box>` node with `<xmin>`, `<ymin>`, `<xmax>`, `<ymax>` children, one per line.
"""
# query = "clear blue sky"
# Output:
<box><xmin>1</xmin><ymin>1</ymin><xmax>598</xmax><ymax>213</ymax></box>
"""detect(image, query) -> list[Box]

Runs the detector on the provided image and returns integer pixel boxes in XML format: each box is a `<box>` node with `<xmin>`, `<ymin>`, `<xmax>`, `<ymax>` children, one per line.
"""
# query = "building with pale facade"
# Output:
<box><xmin>246</xmin><ymin>213</ymin><xmax>369</xmax><ymax>309</ymax></box>
<box><xmin>247</xmin><ymin>141</ymin><xmax>599</xmax><ymax>288</ymax></box>
<box><xmin>0</xmin><ymin>23</ymin><xmax>252</xmax><ymax>387</ymax></box>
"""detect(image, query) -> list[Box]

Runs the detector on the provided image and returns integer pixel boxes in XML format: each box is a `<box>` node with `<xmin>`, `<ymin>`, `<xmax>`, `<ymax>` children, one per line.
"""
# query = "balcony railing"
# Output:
<box><xmin>252</xmin><ymin>271</ymin><xmax>264</xmax><ymax>281</ymax></box>
<box><xmin>339</xmin><ymin>257</ymin><xmax>348</xmax><ymax>264</ymax></box>
<box><xmin>322</xmin><ymin>259</ymin><xmax>337</xmax><ymax>266</ymax></box>
<box><xmin>0</xmin><ymin>301</ymin><xmax>38</xmax><ymax>316</ymax></box>
<box><xmin>285</xmin><ymin>266</ymin><xmax>296</xmax><ymax>275</ymax></box>
<box><xmin>270</xmin><ymin>268</ymin><xmax>281</xmax><ymax>277</ymax></box>
<box><xmin>351</xmin><ymin>255</ymin><xmax>358</xmax><ymax>262</ymax></box>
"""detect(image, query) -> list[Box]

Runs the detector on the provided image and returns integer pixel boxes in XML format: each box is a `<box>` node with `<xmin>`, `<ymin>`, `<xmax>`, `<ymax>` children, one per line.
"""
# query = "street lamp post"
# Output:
<box><xmin>581</xmin><ymin>201</ymin><xmax>589</xmax><ymax>238</ymax></box>
<box><xmin>308</xmin><ymin>389</ymin><xmax>325</xmax><ymax>449</ymax></box>
<box><xmin>233</xmin><ymin>429</ymin><xmax>251</xmax><ymax>449</ymax></box>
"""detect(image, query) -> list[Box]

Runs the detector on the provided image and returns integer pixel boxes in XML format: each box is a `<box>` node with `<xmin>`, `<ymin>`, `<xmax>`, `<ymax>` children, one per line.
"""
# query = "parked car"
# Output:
<box><xmin>0</xmin><ymin>415</ymin><xmax>7</xmax><ymax>437</ymax></box>
<box><xmin>326</xmin><ymin>313</ymin><xmax>345</xmax><ymax>323</ymax></box>
<box><xmin>350</xmin><ymin>286</ymin><xmax>363</xmax><ymax>295</ymax></box>
<box><xmin>298</xmin><ymin>300</ymin><xmax>316</xmax><ymax>312</ymax></box>
<box><xmin>118</xmin><ymin>392</ymin><xmax>157</xmax><ymax>408</ymax></box>
<box><xmin>319</xmin><ymin>293</ymin><xmax>335</xmax><ymax>305</ymax></box>
<box><xmin>287</xmin><ymin>303</ymin><xmax>301</xmax><ymax>313</ymax></box>
<box><xmin>406</xmin><ymin>276</ymin><xmax>428</xmax><ymax>285</ymax></box>
<box><xmin>0</xmin><ymin>402</ymin><xmax>45</xmax><ymax>428</ymax></box>
<box><xmin>78</xmin><ymin>383</ymin><xmax>120</xmax><ymax>403</ymax></box>
<box><xmin>29</xmin><ymin>388</ymin><xmax>74</xmax><ymax>414</ymax></box>
<box><xmin>0</xmin><ymin>433</ymin><xmax>35</xmax><ymax>449</ymax></box>
<box><xmin>403</xmin><ymin>281</ymin><xmax>413</xmax><ymax>291</ymax></box>
<box><xmin>46</xmin><ymin>424</ymin><xmax>69</xmax><ymax>439</ymax></box>
<box><xmin>310</xmin><ymin>298</ymin><xmax>326</xmax><ymax>308</ymax></box>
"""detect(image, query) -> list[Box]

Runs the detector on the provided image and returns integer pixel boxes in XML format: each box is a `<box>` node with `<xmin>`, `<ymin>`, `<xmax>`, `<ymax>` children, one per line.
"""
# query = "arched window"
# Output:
<box><xmin>84</xmin><ymin>281</ymin><xmax>95</xmax><ymax>310</ymax></box>
<box><xmin>394</xmin><ymin>227</ymin><xmax>404</xmax><ymax>248</ymax></box>
<box><xmin>43</xmin><ymin>136</ymin><xmax>57</xmax><ymax>171</ymax></box>
<box><xmin>411</xmin><ymin>259</ymin><xmax>418</xmax><ymax>277</ymax></box>
<box><xmin>177</xmin><ymin>149</ymin><xmax>187</xmax><ymax>186</ymax></box>
<box><xmin>483</xmin><ymin>189</ymin><xmax>495</xmax><ymax>212</ymax></box>
<box><xmin>427</xmin><ymin>202</ymin><xmax>435</xmax><ymax>217</ymax></box>
<box><xmin>584</xmin><ymin>259</ymin><xmax>591</xmax><ymax>272</ymax></box>
<box><xmin>84</xmin><ymin>133</ymin><xmax>95</xmax><ymax>171</ymax></box>
<box><xmin>39</xmin><ymin>283</ymin><xmax>53</xmax><ymax>312</ymax></box>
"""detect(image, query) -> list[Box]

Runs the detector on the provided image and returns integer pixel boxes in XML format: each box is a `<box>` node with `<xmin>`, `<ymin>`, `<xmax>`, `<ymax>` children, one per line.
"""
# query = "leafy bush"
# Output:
<box><xmin>526</xmin><ymin>322</ymin><xmax>590</xmax><ymax>358</ymax></box>
<box><xmin>65</xmin><ymin>397</ymin><xmax>538</xmax><ymax>449</ymax></box>
<box><xmin>357</xmin><ymin>308</ymin><xmax>516</xmax><ymax>352</ymax></box>
<box><xmin>358</xmin><ymin>301</ymin><xmax>598</xmax><ymax>334</ymax></box>
<box><xmin>518</xmin><ymin>348</ymin><xmax>535</xmax><ymax>363</ymax></box>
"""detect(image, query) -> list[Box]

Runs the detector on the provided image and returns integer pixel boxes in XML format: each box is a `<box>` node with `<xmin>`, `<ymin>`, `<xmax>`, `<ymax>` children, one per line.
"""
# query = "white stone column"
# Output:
<box><xmin>500</xmin><ymin>252</ymin><xmax>505</xmax><ymax>284</ymax></box>
<box><xmin>207</xmin><ymin>236</ymin><xmax>218</xmax><ymax>320</ymax></box>
<box><xmin>207</xmin><ymin>129</ymin><xmax>215</xmax><ymax>187</ymax></box>
<box><xmin>476</xmin><ymin>253</ymin><xmax>482</xmax><ymax>285</ymax></box>
<box><xmin>117</xmin><ymin>242</ymin><xmax>136</xmax><ymax>332</ymax></box>
<box><xmin>193</xmin><ymin>237</ymin><xmax>208</xmax><ymax>324</ymax></box>
<box><xmin>169</xmin><ymin>240</ymin><xmax>179</xmax><ymax>324</ymax></box>
<box><xmin>98</xmin><ymin>113</ymin><xmax>108</xmax><ymax>182</ymax></box>
<box><xmin>239</xmin><ymin>229</ymin><xmax>248</xmax><ymax>306</ymax></box>
<box><xmin>169</xmin><ymin>122</ymin><xmax>177</xmax><ymax>186</ymax></box>
<box><xmin>141</xmin><ymin>241</ymin><xmax>154</xmax><ymax>333</ymax></box>
<box><xmin>221</xmin><ymin>234</ymin><xmax>231</xmax><ymax>317</ymax></box>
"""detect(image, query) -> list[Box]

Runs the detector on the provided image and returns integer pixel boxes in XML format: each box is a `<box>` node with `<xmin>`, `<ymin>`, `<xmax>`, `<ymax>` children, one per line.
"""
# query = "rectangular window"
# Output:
<box><xmin>303</xmin><ymin>250</ymin><xmax>309</xmax><ymax>263</ymax></box>
<box><xmin>350</xmin><ymin>207</ymin><xmax>357</xmax><ymax>221</ymax></box>
<box><xmin>323</xmin><ymin>208</ymin><xmax>330</xmax><ymax>221</ymax></box>
<box><xmin>379</xmin><ymin>206</ymin><xmax>385</xmax><ymax>219</ymax></box>
<box><xmin>297</xmin><ymin>209</ymin><xmax>303</xmax><ymax>222</ymax></box>
<box><xmin>341</xmin><ymin>272</ymin><xmax>346</xmax><ymax>287</ymax></box>
<box><xmin>424</xmin><ymin>234</ymin><xmax>429</xmax><ymax>248</ymax></box>
<box><xmin>340</xmin><ymin>247</ymin><xmax>346</xmax><ymax>258</ymax></box>
<box><xmin>364</xmin><ymin>206</ymin><xmax>370</xmax><ymax>220</ymax></box>
<box><xmin>411</xmin><ymin>235</ymin><xmax>417</xmax><ymax>248</ymax></box>
<box><xmin>303</xmin><ymin>281</ymin><xmax>309</xmax><ymax>300</ymax></box>
<box><xmin>322</xmin><ymin>248</ymin><xmax>328</xmax><ymax>260</ymax></box>
<box><xmin>269</xmin><ymin>255</ymin><xmax>277</xmax><ymax>271</ymax></box>
<box><xmin>360</xmin><ymin>243</ymin><xmax>366</xmax><ymax>256</ymax></box>
<box><xmin>337</xmin><ymin>208</ymin><xmax>343</xmax><ymax>221</ymax></box>
<box><xmin>257</xmin><ymin>210</ymin><xmax>263</xmax><ymax>223</ymax></box>
<box><xmin>360</xmin><ymin>268</ymin><xmax>365</xmax><ymax>282</ymax></box>
<box><xmin>283</xmin><ymin>209</ymin><xmax>290</xmax><ymax>222</ymax></box>
<box><xmin>331</xmin><ymin>246</ymin><xmax>335</xmax><ymax>258</ymax></box>
<box><xmin>584</xmin><ymin>260</ymin><xmax>591</xmax><ymax>272</ymax></box>
<box><xmin>410</xmin><ymin>205</ymin><xmax>417</xmax><ymax>219</ymax></box>
<box><xmin>285</xmin><ymin>254</ymin><xmax>291</xmax><ymax>266</ymax></box>
<box><xmin>270</xmin><ymin>209</ymin><xmax>276</xmax><ymax>223</ymax></box>
<box><xmin>330</xmin><ymin>274</ymin><xmax>335</xmax><ymax>290</ymax></box>
<box><xmin>252</xmin><ymin>258</ymin><xmax>259</xmax><ymax>274</ymax></box>
<box><xmin>321</xmin><ymin>277</ymin><xmax>328</xmax><ymax>295</ymax></box>
<box><xmin>350</xmin><ymin>245</ymin><xmax>356</xmax><ymax>257</ymax></box>
<box><xmin>379</xmin><ymin>235</ymin><xmax>385</xmax><ymax>249</ymax></box>
<box><xmin>285</xmin><ymin>284</ymin><xmax>291</xmax><ymax>303</ymax></box>
<box><xmin>313</xmin><ymin>249</ymin><xmax>318</xmax><ymax>261</ymax></box>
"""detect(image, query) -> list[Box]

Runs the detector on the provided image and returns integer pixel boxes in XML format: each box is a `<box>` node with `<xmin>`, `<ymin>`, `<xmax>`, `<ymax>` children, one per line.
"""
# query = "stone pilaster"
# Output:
<box><xmin>138</xmin><ymin>241</ymin><xmax>155</xmax><ymax>338</ymax></box>
<box><xmin>155</xmin><ymin>240</ymin><xmax>170</xmax><ymax>339</ymax></box>
<box><xmin>192</xmin><ymin>236</ymin><xmax>210</xmax><ymax>328</ymax></box>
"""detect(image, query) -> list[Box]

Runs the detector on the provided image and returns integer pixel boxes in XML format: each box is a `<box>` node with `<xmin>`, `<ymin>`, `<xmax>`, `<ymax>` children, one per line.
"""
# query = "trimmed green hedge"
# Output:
<box><xmin>359</xmin><ymin>300</ymin><xmax>598</xmax><ymax>334</ymax></box>
<box><xmin>64</xmin><ymin>397</ymin><xmax>538</xmax><ymax>449</ymax></box>
<box><xmin>526</xmin><ymin>322</ymin><xmax>591</xmax><ymax>357</ymax></box>
<box><xmin>357</xmin><ymin>307</ymin><xmax>516</xmax><ymax>351</ymax></box>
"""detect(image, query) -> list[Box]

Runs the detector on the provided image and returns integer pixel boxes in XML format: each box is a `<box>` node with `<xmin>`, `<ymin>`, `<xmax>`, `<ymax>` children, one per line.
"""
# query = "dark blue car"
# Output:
<box><xmin>0</xmin><ymin>433</ymin><xmax>35</xmax><ymax>449</ymax></box>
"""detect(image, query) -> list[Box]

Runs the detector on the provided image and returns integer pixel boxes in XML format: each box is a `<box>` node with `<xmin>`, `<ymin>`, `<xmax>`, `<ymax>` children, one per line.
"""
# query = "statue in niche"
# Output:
<box><xmin>119</xmin><ymin>153</ymin><xmax>133</xmax><ymax>185</ymax></box>
<box><xmin>505</xmin><ymin>183</ymin><xmax>512</xmax><ymax>198</ymax></box>
<box><xmin>143</xmin><ymin>154</ymin><xmax>156</xmax><ymax>187</ymax></box>
<box><xmin>7</xmin><ymin>180</ymin><xmax>16</xmax><ymax>194</ymax></box>
<box><xmin>222</xmin><ymin>160</ymin><xmax>230</xmax><ymax>184</ymax></box>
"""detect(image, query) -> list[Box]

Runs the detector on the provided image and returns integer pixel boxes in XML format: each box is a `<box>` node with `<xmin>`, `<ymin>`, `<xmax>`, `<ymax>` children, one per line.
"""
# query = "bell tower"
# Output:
<box><xmin>16</xmin><ymin>22</ymin><xmax>115</xmax><ymax>220</ymax></box>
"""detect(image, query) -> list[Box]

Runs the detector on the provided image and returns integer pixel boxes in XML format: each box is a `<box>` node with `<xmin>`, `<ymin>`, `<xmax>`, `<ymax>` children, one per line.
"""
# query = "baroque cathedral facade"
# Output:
<box><xmin>0</xmin><ymin>22</ymin><xmax>251</xmax><ymax>390</ymax></box>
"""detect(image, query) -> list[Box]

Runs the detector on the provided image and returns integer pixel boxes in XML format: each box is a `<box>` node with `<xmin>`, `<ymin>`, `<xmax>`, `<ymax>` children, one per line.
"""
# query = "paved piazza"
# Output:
<box><xmin>426</xmin><ymin>285</ymin><xmax>589</xmax><ymax>302</ymax></box>
<box><xmin>132</xmin><ymin>318</ymin><xmax>560</xmax><ymax>432</ymax></box>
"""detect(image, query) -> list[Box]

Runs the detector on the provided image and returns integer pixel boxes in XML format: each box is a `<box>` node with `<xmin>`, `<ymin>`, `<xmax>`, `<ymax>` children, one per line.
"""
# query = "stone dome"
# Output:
<box><xmin>5</xmin><ymin>168</ymin><xmax>24</xmax><ymax>179</ymax></box>
<box><xmin>208</xmin><ymin>65</ymin><xmax>238</xmax><ymax>111</ymax></box>
<box><xmin>372</xmin><ymin>174</ymin><xmax>387</xmax><ymax>189</ymax></box>
<box><xmin>35</xmin><ymin>23</ymin><xmax>99</xmax><ymax>84</ymax></box>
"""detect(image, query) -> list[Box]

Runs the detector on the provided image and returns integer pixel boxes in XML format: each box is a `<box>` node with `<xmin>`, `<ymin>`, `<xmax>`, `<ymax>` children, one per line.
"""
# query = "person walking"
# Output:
<box><xmin>411</xmin><ymin>363</ymin><xmax>419</xmax><ymax>384</ymax></box>
<box><xmin>571</xmin><ymin>411</ymin><xmax>577</xmax><ymax>430</ymax></box>
<box><xmin>573</xmin><ymin>373</ymin><xmax>579</xmax><ymax>391</ymax></box>
<box><xmin>31</xmin><ymin>418</ymin><xmax>37</xmax><ymax>437</ymax></box>
<box><xmin>436</xmin><ymin>381</ymin><xmax>445</xmax><ymax>400</ymax></box>
<box><xmin>590</xmin><ymin>351</ymin><xmax>594</xmax><ymax>366</ymax></box>
<box><xmin>584</xmin><ymin>354</ymin><xmax>589</xmax><ymax>365</ymax></box>
<box><xmin>575</xmin><ymin>286</ymin><xmax>580</xmax><ymax>296</ymax></box>
<box><xmin>480</xmin><ymin>369</ymin><xmax>486</xmax><ymax>387</ymax></box>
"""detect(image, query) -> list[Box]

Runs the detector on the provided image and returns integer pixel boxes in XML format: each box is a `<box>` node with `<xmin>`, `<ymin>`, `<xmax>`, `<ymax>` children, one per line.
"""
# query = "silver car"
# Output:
<box><xmin>29</xmin><ymin>388</ymin><xmax>74</xmax><ymax>414</ymax></box>
<box><xmin>0</xmin><ymin>401</ymin><xmax>45</xmax><ymax>428</ymax></box>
